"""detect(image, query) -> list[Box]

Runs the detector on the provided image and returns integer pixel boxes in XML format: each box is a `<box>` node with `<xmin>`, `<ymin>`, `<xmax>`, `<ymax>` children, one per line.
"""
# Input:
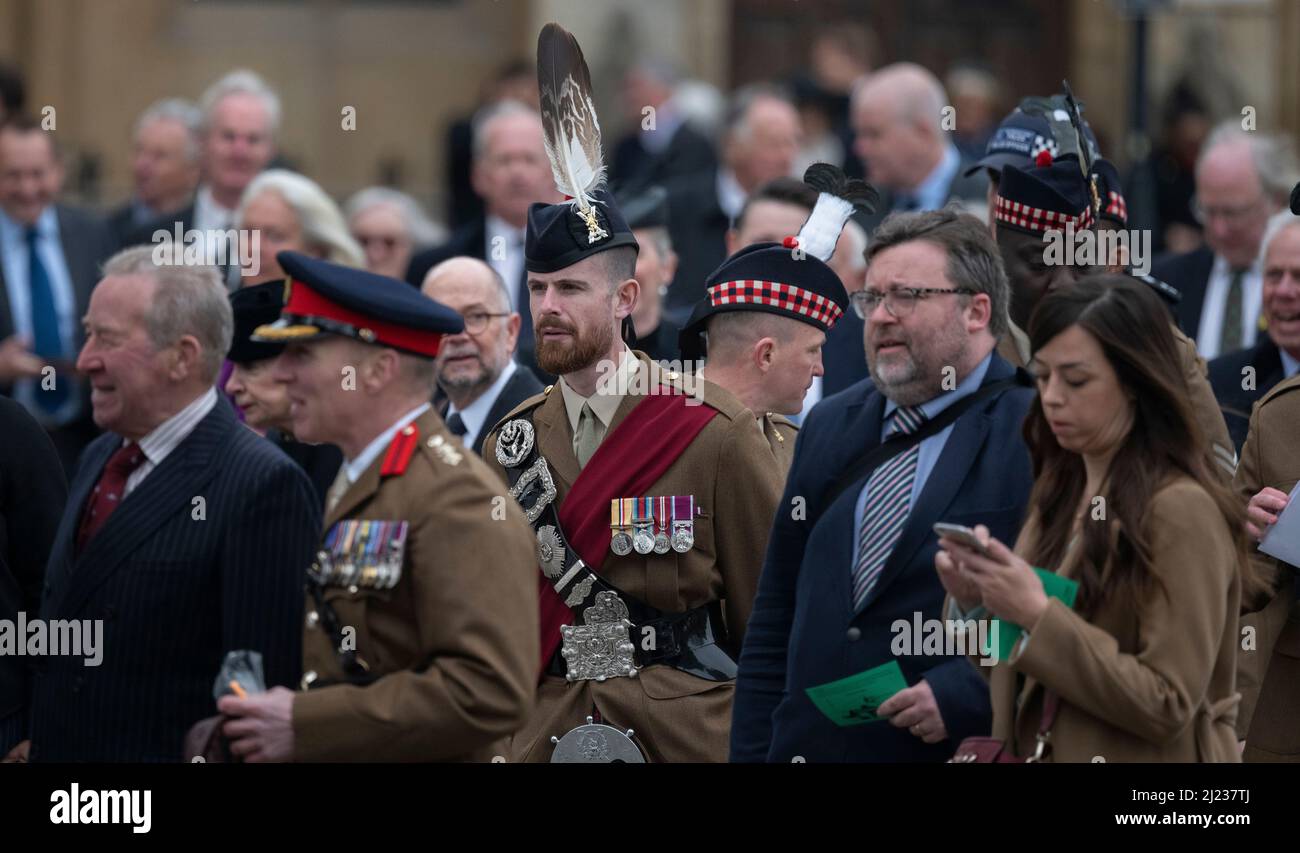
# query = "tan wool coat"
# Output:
<box><xmin>979</xmin><ymin>477</ymin><xmax>1242</xmax><ymax>762</ymax></box>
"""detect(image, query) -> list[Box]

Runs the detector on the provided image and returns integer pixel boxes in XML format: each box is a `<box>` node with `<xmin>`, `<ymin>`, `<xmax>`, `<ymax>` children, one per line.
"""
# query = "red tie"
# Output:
<box><xmin>76</xmin><ymin>442</ymin><xmax>146</xmax><ymax>552</ymax></box>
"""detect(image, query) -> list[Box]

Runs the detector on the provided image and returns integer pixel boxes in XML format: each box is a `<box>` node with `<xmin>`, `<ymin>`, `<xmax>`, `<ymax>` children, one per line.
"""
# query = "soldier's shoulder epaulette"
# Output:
<box><xmin>1258</xmin><ymin>373</ymin><xmax>1300</xmax><ymax>408</ymax></box>
<box><xmin>766</xmin><ymin>412</ymin><xmax>799</xmax><ymax>432</ymax></box>
<box><xmin>652</xmin><ymin>365</ymin><xmax>749</xmax><ymax>422</ymax></box>
<box><xmin>418</xmin><ymin>428</ymin><xmax>465</xmax><ymax>468</ymax></box>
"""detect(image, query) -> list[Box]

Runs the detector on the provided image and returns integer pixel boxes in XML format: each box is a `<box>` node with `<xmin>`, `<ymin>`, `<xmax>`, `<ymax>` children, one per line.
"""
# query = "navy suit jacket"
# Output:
<box><xmin>1151</xmin><ymin>245</ymin><xmax>1214</xmax><ymax>339</ymax></box>
<box><xmin>731</xmin><ymin>353</ymin><xmax>1036</xmax><ymax>762</ymax></box>
<box><xmin>1207</xmin><ymin>337</ymin><xmax>1287</xmax><ymax>453</ymax></box>
<box><xmin>30</xmin><ymin>401</ymin><xmax>320</xmax><ymax>762</ymax></box>
<box><xmin>473</xmin><ymin>365</ymin><xmax>544</xmax><ymax>456</ymax></box>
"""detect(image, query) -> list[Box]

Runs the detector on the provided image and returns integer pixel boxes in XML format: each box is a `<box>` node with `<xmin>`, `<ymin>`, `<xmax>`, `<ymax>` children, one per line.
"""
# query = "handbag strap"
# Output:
<box><xmin>1038</xmin><ymin>690</ymin><xmax>1060</xmax><ymax>734</ymax></box>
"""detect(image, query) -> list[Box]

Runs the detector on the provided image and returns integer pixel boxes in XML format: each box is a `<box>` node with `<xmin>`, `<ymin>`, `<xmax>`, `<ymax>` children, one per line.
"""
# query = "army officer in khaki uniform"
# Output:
<box><xmin>1235</xmin><ymin>372</ymin><xmax>1300</xmax><ymax>761</ymax></box>
<box><xmin>993</xmin><ymin>151</ymin><xmax>1237</xmax><ymax>479</ymax></box>
<box><xmin>481</xmin><ymin>183</ymin><xmax>788</xmax><ymax>761</ymax></box>
<box><xmin>478</xmin><ymin>24</ymin><xmax>786</xmax><ymax>763</ymax></box>
<box><xmin>218</xmin><ymin>251</ymin><xmax>538</xmax><ymax>762</ymax></box>
<box><xmin>677</xmin><ymin>167</ymin><xmax>862</xmax><ymax>480</ymax></box>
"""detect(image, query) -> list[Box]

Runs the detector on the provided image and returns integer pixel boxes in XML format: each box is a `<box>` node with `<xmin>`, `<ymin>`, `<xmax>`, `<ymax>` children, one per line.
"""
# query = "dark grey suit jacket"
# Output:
<box><xmin>473</xmin><ymin>365</ymin><xmax>544</xmax><ymax>455</ymax></box>
<box><xmin>0</xmin><ymin>397</ymin><xmax>67</xmax><ymax>729</ymax></box>
<box><xmin>1151</xmin><ymin>245</ymin><xmax>1215</xmax><ymax>339</ymax></box>
<box><xmin>30</xmin><ymin>401</ymin><xmax>320</xmax><ymax>762</ymax></box>
<box><xmin>0</xmin><ymin>204</ymin><xmax>117</xmax><ymax>351</ymax></box>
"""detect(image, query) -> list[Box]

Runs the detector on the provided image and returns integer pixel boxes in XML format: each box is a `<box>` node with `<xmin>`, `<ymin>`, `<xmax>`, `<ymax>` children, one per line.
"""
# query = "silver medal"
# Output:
<box><xmin>633</xmin><ymin>526</ymin><xmax>655</xmax><ymax>555</ymax></box>
<box><xmin>653</xmin><ymin>531</ymin><xmax>671</xmax><ymax>554</ymax></box>
<box><xmin>610</xmin><ymin>531</ymin><xmax>633</xmax><ymax>556</ymax></box>
<box><xmin>671</xmin><ymin>524</ymin><xmax>694</xmax><ymax>553</ymax></box>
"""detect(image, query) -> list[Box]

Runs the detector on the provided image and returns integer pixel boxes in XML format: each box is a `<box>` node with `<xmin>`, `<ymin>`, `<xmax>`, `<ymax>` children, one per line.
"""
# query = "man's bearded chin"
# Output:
<box><xmin>436</xmin><ymin>349</ymin><xmax>488</xmax><ymax>391</ymax></box>
<box><xmin>536</xmin><ymin>319</ymin><xmax>614</xmax><ymax>376</ymax></box>
<box><xmin>869</xmin><ymin>327</ymin><xmax>969</xmax><ymax>407</ymax></box>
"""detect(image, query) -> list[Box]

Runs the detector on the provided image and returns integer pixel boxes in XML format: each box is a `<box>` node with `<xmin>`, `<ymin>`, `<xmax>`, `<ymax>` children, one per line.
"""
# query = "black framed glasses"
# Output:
<box><xmin>850</xmin><ymin>287</ymin><xmax>977</xmax><ymax>319</ymax></box>
<box><xmin>461</xmin><ymin>311</ymin><xmax>510</xmax><ymax>335</ymax></box>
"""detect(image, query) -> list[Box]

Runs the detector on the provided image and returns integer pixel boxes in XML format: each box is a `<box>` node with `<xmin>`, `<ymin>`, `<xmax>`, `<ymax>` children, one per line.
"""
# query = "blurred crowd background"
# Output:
<box><xmin>0</xmin><ymin>0</ymin><xmax>1296</xmax><ymax>258</ymax></box>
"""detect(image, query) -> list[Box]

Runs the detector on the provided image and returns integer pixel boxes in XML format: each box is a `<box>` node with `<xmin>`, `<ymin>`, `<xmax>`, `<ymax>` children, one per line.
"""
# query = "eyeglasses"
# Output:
<box><xmin>355</xmin><ymin>234</ymin><xmax>404</xmax><ymax>251</ymax></box>
<box><xmin>850</xmin><ymin>287</ymin><xmax>977</xmax><ymax>320</ymax></box>
<box><xmin>1190</xmin><ymin>195</ymin><xmax>1267</xmax><ymax>226</ymax></box>
<box><xmin>461</xmin><ymin>311</ymin><xmax>510</xmax><ymax>335</ymax></box>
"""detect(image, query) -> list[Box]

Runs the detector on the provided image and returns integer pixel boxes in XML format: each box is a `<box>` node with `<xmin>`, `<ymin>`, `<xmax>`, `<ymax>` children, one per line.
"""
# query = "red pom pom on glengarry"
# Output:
<box><xmin>782</xmin><ymin>236</ymin><xmax>800</xmax><ymax>249</ymax></box>
<box><xmin>1035</xmin><ymin>149</ymin><xmax>1054</xmax><ymax>168</ymax></box>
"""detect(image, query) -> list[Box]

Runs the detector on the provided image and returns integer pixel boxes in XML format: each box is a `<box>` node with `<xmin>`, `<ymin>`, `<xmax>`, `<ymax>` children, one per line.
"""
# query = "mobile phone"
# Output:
<box><xmin>932</xmin><ymin>522</ymin><xmax>990</xmax><ymax>556</ymax></box>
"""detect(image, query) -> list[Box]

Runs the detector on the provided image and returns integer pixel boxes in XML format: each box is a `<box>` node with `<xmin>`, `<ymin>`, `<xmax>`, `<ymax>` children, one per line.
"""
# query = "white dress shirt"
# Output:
<box><xmin>1281</xmin><ymin>348</ymin><xmax>1300</xmax><ymax>379</ymax></box>
<box><xmin>485</xmin><ymin>215</ymin><xmax>526</xmax><ymax>311</ymax></box>
<box><xmin>124</xmin><ymin>387</ymin><xmax>219</xmax><ymax>497</ymax></box>
<box><xmin>792</xmin><ymin>375</ymin><xmax>824</xmax><ymax>425</ymax></box>
<box><xmin>192</xmin><ymin>185</ymin><xmax>234</xmax><ymax>234</ymax></box>
<box><xmin>343</xmin><ymin>402</ymin><xmax>432</xmax><ymax>485</ymax></box>
<box><xmin>715</xmin><ymin>169</ymin><xmax>747</xmax><ymax>222</ymax></box>
<box><xmin>447</xmin><ymin>360</ymin><xmax>517</xmax><ymax>449</ymax></box>
<box><xmin>1195</xmin><ymin>254</ymin><xmax>1262</xmax><ymax>359</ymax></box>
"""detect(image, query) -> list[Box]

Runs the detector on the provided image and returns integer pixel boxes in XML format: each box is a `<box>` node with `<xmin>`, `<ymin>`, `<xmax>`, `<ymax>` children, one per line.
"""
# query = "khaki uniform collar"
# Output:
<box><xmin>558</xmin><ymin>345</ymin><xmax>638</xmax><ymax>433</ymax></box>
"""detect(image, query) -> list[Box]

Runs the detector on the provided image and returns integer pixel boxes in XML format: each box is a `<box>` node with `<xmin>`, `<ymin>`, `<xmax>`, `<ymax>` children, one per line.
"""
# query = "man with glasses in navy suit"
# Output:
<box><xmin>732</xmin><ymin>208</ymin><xmax>1035</xmax><ymax>762</ymax></box>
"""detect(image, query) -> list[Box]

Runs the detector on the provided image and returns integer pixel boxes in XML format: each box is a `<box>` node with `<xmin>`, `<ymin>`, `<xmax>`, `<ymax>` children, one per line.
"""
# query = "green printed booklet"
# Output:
<box><xmin>805</xmin><ymin>660</ymin><xmax>909</xmax><ymax>726</ymax></box>
<box><xmin>806</xmin><ymin>570</ymin><xmax>1079</xmax><ymax>725</ymax></box>
<box><xmin>985</xmin><ymin>568</ymin><xmax>1079</xmax><ymax>662</ymax></box>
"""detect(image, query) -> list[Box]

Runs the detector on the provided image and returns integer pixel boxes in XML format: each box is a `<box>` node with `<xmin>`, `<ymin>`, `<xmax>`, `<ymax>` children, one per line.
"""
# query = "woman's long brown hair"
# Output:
<box><xmin>1023</xmin><ymin>275</ymin><xmax>1260</xmax><ymax>618</ymax></box>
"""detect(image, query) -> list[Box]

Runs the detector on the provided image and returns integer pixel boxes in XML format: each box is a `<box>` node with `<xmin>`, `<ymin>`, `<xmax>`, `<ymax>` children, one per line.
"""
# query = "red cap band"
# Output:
<box><xmin>285</xmin><ymin>279</ymin><xmax>444</xmax><ymax>357</ymax></box>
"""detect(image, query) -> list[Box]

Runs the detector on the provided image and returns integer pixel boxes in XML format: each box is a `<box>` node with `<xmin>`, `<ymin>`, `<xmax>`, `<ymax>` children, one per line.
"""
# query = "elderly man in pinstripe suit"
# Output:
<box><xmin>6</xmin><ymin>247</ymin><xmax>318</xmax><ymax>763</ymax></box>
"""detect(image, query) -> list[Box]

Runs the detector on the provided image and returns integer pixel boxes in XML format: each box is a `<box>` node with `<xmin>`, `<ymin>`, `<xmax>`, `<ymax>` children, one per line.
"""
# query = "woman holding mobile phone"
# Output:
<box><xmin>936</xmin><ymin>275</ymin><xmax>1262</xmax><ymax>762</ymax></box>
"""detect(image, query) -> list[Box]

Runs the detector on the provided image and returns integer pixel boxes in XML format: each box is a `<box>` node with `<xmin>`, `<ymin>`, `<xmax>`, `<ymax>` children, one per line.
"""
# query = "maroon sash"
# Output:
<box><xmin>538</xmin><ymin>393</ymin><xmax>717</xmax><ymax>670</ymax></box>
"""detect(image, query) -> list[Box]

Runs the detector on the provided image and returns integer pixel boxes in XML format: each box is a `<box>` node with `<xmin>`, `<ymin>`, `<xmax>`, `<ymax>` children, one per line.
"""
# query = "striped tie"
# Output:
<box><xmin>851</xmin><ymin>405</ymin><xmax>927</xmax><ymax>611</ymax></box>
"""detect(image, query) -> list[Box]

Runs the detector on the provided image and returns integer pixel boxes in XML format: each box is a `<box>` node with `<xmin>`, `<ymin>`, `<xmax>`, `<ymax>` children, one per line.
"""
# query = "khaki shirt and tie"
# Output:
<box><xmin>557</xmin><ymin>346</ymin><xmax>638</xmax><ymax>468</ymax></box>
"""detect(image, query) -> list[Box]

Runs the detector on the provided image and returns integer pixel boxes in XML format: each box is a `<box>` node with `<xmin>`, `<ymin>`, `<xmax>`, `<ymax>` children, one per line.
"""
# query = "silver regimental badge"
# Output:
<box><xmin>495</xmin><ymin>419</ymin><xmax>536</xmax><ymax>468</ymax></box>
<box><xmin>563</xmin><ymin>574</ymin><xmax>596</xmax><ymax>608</ymax></box>
<box><xmin>560</xmin><ymin>591</ymin><xmax>638</xmax><ymax>682</ymax></box>
<box><xmin>550</xmin><ymin>716</ymin><xmax>644</xmax><ymax>763</ymax></box>
<box><xmin>537</xmin><ymin>525</ymin><xmax>565</xmax><ymax>579</ymax></box>
<box><xmin>508</xmin><ymin>457</ymin><xmax>557</xmax><ymax>524</ymax></box>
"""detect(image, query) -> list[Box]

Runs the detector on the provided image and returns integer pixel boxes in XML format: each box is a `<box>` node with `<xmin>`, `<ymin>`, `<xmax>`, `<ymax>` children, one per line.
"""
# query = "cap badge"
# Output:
<box><xmin>578</xmin><ymin>205</ymin><xmax>609</xmax><ymax>245</ymax></box>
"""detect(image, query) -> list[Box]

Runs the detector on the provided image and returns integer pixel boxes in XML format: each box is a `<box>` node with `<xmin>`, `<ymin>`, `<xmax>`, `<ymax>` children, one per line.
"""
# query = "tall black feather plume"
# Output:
<box><xmin>536</xmin><ymin>23</ymin><xmax>605</xmax><ymax>214</ymax></box>
<box><xmin>803</xmin><ymin>163</ymin><xmax>881</xmax><ymax>213</ymax></box>
<box><xmin>796</xmin><ymin>163</ymin><xmax>880</xmax><ymax>261</ymax></box>
<box><xmin>1061</xmin><ymin>80</ymin><xmax>1102</xmax><ymax>216</ymax></box>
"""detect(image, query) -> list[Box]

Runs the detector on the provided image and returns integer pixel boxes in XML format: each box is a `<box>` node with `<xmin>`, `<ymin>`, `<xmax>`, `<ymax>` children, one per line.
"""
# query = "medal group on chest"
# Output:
<box><xmin>609</xmin><ymin>495</ymin><xmax>696</xmax><ymax>556</ymax></box>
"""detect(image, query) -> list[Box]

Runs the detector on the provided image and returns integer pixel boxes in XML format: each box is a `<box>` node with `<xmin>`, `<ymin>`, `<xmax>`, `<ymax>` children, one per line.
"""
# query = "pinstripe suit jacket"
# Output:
<box><xmin>29</xmin><ymin>400</ymin><xmax>320</xmax><ymax>762</ymax></box>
